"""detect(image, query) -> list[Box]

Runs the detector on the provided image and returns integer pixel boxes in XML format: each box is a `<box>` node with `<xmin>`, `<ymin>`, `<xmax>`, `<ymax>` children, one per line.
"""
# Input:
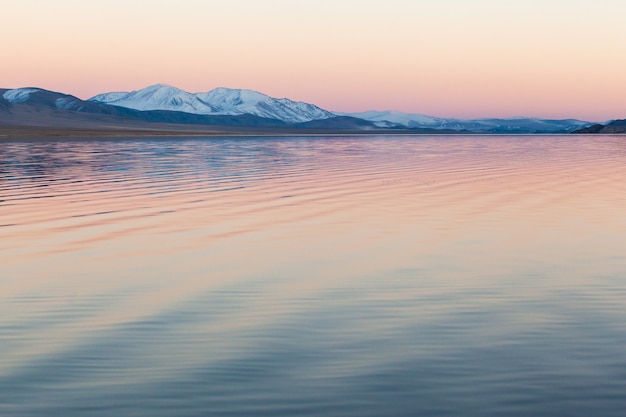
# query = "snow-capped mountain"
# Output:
<box><xmin>339</xmin><ymin>110</ymin><xmax>593</xmax><ymax>133</ymax></box>
<box><xmin>90</xmin><ymin>84</ymin><xmax>335</xmax><ymax>123</ymax></box>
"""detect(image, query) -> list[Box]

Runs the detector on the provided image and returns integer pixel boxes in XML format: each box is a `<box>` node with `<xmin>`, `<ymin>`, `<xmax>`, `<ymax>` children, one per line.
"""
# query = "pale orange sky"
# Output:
<box><xmin>3</xmin><ymin>0</ymin><xmax>626</xmax><ymax>121</ymax></box>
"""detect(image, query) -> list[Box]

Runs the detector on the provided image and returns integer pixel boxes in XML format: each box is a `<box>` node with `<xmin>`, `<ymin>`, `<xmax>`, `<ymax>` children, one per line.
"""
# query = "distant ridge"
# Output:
<box><xmin>339</xmin><ymin>110</ymin><xmax>594</xmax><ymax>133</ymax></box>
<box><xmin>572</xmin><ymin>120</ymin><xmax>626</xmax><ymax>134</ymax></box>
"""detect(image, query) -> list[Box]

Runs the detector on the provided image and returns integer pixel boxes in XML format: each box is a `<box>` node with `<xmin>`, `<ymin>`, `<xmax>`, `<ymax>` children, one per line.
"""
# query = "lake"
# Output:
<box><xmin>2</xmin><ymin>135</ymin><xmax>626</xmax><ymax>416</ymax></box>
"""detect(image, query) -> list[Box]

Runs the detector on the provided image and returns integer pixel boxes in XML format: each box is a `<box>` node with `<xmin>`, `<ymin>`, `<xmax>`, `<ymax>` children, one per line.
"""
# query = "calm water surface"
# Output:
<box><xmin>1</xmin><ymin>135</ymin><xmax>626</xmax><ymax>416</ymax></box>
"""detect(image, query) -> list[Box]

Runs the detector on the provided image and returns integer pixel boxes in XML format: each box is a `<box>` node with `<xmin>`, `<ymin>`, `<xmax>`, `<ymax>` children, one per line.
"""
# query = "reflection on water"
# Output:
<box><xmin>1</xmin><ymin>135</ymin><xmax>626</xmax><ymax>416</ymax></box>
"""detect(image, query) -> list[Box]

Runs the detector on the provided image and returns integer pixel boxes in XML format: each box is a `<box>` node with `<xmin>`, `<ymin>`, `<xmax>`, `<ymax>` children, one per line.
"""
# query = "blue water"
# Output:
<box><xmin>1</xmin><ymin>135</ymin><xmax>626</xmax><ymax>416</ymax></box>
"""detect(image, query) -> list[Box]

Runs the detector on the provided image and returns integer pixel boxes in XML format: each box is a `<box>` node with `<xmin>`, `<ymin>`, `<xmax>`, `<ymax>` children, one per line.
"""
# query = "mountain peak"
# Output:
<box><xmin>90</xmin><ymin>84</ymin><xmax>210</xmax><ymax>114</ymax></box>
<box><xmin>142</xmin><ymin>83</ymin><xmax>182</xmax><ymax>92</ymax></box>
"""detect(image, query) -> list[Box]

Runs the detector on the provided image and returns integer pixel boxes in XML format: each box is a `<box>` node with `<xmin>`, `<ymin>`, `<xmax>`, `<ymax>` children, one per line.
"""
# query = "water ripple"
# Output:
<box><xmin>2</xmin><ymin>135</ymin><xmax>626</xmax><ymax>416</ymax></box>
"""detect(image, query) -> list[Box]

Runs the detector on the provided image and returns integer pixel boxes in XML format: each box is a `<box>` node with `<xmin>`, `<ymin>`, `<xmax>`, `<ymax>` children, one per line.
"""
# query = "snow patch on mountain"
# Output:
<box><xmin>55</xmin><ymin>97</ymin><xmax>84</xmax><ymax>111</ymax></box>
<box><xmin>90</xmin><ymin>84</ymin><xmax>335</xmax><ymax>123</ymax></box>
<box><xmin>3</xmin><ymin>88</ymin><xmax>42</xmax><ymax>103</ymax></box>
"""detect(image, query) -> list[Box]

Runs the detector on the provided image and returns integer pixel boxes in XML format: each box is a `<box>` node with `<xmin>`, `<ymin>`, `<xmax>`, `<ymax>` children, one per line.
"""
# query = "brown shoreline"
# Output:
<box><xmin>3</xmin><ymin>126</ymin><xmax>618</xmax><ymax>140</ymax></box>
<box><xmin>0</xmin><ymin>126</ymin><xmax>466</xmax><ymax>140</ymax></box>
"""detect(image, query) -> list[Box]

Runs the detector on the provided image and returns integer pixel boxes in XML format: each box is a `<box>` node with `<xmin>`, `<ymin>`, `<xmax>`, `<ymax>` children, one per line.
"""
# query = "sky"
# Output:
<box><xmin>3</xmin><ymin>0</ymin><xmax>626</xmax><ymax>121</ymax></box>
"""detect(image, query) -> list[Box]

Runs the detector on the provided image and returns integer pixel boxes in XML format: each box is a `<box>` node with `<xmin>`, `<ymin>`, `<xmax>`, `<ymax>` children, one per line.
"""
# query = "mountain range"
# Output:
<box><xmin>2</xmin><ymin>84</ymin><xmax>615</xmax><ymax>136</ymax></box>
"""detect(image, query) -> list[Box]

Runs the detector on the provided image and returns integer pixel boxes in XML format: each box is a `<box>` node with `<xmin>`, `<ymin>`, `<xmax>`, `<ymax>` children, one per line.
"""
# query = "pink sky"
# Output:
<box><xmin>3</xmin><ymin>0</ymin><xmax>626</xmax><ymax>121</ymax></box>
